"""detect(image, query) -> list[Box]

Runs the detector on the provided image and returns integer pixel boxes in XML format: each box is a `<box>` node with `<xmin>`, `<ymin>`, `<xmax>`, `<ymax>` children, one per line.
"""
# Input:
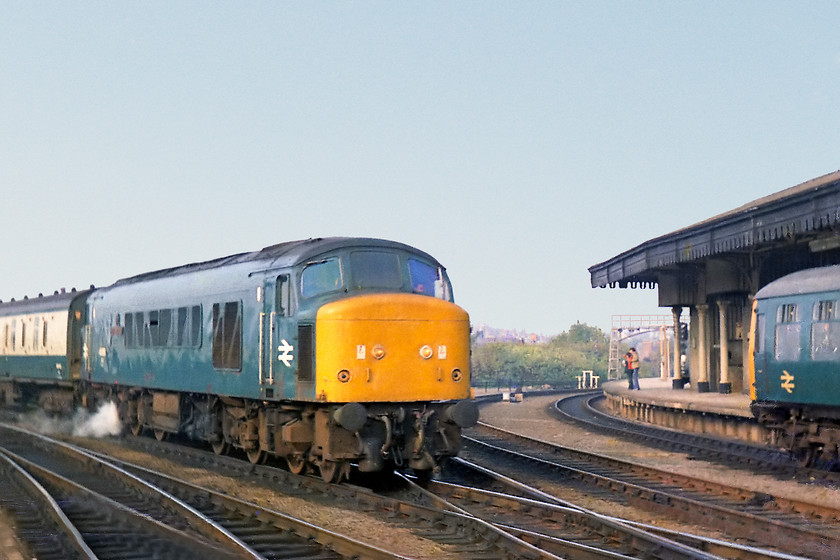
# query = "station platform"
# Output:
<box><xmin>602</xmin><ymin>376</ymin><xmax>754</xmax><ymax>420</ymax></box>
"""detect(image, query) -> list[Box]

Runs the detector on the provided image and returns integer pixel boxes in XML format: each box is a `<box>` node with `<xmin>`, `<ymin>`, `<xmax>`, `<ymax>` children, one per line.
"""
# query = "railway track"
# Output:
<box><xmin>387</xmin><ymin>464</ymin><xmax>751</xmax><ymax>559</ymax></box>
<box><xmin>9</xmin><ymin>423</ymin><xmax>567</xmax><ymax>559</ymax></box>
<box><xmin>0</xmin><ymin>423</ymin><xmax>399</xmax><ymax>559</ymax></box>
<box><xmin>555</xmin><ymin>392</ymin><xmax>840</xmax><ymax>482</ymax></box>
<box><xmin>461</xmin><ymin>420</ymin><xmax>839</xmax><ymax>560</ymax></box>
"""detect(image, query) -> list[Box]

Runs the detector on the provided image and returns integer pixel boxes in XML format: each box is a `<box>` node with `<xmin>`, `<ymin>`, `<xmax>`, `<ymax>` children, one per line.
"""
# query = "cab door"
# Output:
<box><xmin>748</xmin><ymin>298</ymin><xmax>765</xmax><ymax>401</ymax></box>
<box><xmin>262</xmin><ymin>275</ymin><xmax>296</xmax><ymax>400</ymax></box>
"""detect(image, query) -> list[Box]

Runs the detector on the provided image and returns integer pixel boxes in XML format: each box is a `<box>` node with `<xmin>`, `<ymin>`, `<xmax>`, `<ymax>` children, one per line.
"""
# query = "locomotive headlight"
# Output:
<box><xmin>337</xmin><ymin>370</ymin><xmax>351</xmax><ymax>383</ymax></box>
<box><xmin>419</xmin><ymin>345</ymin><xmax>434</xmax><ymax>359</ymax></box>
<box><xmin>372</xmin><ymin>344</ymin><xmax>386</xmax><ymax>360</ymax></box>
<box><xmin>452</xmin><ymin>369</ymin><xmax>463</xmax><ymax>382</ymax></box>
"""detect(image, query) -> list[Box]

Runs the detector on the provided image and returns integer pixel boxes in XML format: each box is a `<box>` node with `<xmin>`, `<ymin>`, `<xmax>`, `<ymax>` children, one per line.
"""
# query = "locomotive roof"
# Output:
<box><xmin>111</xmin><ymin>237</ymin><xmax>438</xmax><ymax>287</ymax></box>
<box><xmin>755</xmin><ymin>265</ymin><xmax>840</xmax><ymax>299</ymax></box>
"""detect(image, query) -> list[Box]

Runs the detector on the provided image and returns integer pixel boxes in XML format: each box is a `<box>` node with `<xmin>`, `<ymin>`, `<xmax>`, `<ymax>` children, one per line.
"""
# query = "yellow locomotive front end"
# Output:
<box><xmin>315</xmin><ymin>293</ymin><xmax>471</xmax><ymax>402</ymax></box>
<box><xmin>312</xmin><ymin>292</ymin><xmax>477</xmax><ymax>477</ymax></box>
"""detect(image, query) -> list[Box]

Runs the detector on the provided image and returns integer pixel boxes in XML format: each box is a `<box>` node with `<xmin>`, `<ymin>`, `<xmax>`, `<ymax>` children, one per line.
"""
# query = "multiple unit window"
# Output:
<box><xmin>123</xmin><ymin>306</ymin><xmax>202</xmax><ymax>348</ymax></box>
<box><xmin>811</xmin><ymin>299</ymin><xmax>840</xmax><ymax>361</ymax></box>
<box><xmin>774</xmin><ymin>303</ymin><xmax>800</xmax><ymax>361</ymax></box>
<box><xmin>772</xmin><ymin>299</ymin><xmax>840</xmax><ymax>362</ymax></box>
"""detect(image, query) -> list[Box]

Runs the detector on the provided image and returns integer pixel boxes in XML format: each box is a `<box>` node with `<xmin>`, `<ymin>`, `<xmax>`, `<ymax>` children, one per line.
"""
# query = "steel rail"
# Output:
<box><xmin>555</xmin><ymin>392</ymin><xmax>840</xmax><ymax>483</ymax></box>
<box><xmin>86</xmin><ymin>449</ymin><xmax>415</xmax><ymax>560</ymax></box>
<box><xmin>0</xmin><ymin>422</ymin><xmax>263</xmax><ymax>559</ymax></box>
<box><xmin>395</xmin><ymin>469</ymin><xmax>725</xmax><ymax>560</ymax></box>
<box><xmin>464</xmin><ymin>423</ymin><xmax>839</xmax><ymax>560</ymax></box>
<box><xmin>445</xmin><ymin>457</ymin><xmax>809</xmax><ymax>560</ymax></box>
<box><xmin>0</xmin><ymin>449</ymin><xmax>98</xmax><ymax>559</ymax></box>
<box><xmin>0</xmin><ymin>445</ymin><xmax>240</xmax><ymax>559</ymax></box>
<box><xmin>63</xmin><ymin>427</ymin><xmax>561</xmax><ymax>559</ymax></box>
<box><xmin>552</xmin><ymin>394</ymin><xmax>840</xmax><ymax>518</ymax></box>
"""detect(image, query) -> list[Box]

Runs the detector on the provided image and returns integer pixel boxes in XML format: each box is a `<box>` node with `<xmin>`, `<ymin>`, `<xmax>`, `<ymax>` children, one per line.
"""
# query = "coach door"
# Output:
<box><xmin>261</xmin><ymin>275</ymin><xmax>295</xmax><ymax>399</ymax></box>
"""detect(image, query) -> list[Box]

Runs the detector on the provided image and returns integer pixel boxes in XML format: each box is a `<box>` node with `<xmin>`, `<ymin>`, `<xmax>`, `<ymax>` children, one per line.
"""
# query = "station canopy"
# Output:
<box><xmin>589</xmin><ymin>170</ymin><xmax>840</xmax><ymax>293</ymax></box>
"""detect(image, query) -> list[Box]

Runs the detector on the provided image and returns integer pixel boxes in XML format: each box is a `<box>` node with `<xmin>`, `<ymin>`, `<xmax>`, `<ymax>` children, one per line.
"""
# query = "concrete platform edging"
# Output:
<box><xmin>602</xmin><ymin>378</ymin><xmax>773</xmax><ymax>444</ymax></box>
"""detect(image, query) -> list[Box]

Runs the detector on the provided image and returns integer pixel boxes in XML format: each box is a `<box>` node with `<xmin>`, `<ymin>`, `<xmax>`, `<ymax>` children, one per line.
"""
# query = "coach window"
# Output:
<box><xmin>212</xmin><ymin>301</ymin><xmax>242</xmax><ymax>370</ymax></box>
<box><xmin>811</xmin><ymin>299</ymin><xmax>840</xmax><ymax>361</ymax></box>
<box><xmin>775</xmin><ymin>303</ymin><xmax>801</xmax><ymax>362</ymax></box>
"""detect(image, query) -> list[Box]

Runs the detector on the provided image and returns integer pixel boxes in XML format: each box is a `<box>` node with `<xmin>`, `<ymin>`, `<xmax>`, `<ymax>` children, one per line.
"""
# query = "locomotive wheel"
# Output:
<box><xmin>154</xmin><ymin>429</ymin><xmax>167</xmax><ymax>442</ymax></box>
<box><xmin>796</xmin><ymin>443</ymin><xmax>818</xmax><ymax>468</ymax></box>
<box><xmin>286</xmin><ymin>455</ymin><xmax>308</xmax><ymax>475</ymax></box>
<box><xmin>211</xmin><ymin>439</ymin><xmax>229</xmax><ymax>455</ymax></box>
<box><xmin>319</xmin><ymin>460</ymin><xmax>345</xmax><ymax>483</ymax></box>
<box><xmin>246</xmin><ymin>448</ymin><xmax>266</xmax><ymax>465</ymax></box>
<box><xmin>413</xmin><ymin>468</ymin><xmax>434</xmax><ymax>484</ymax></box>
<box><xmin>129</xmin><ymin>421</ymin><xmax>143</xmax><ymax>437</ymax></box>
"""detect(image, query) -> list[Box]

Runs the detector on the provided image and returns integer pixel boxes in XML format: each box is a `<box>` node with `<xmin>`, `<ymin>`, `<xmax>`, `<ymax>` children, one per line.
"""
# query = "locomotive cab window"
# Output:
<box><xmin>300</xmin><ymin>258</ymin><xmax>343</xmax><ymax>298</ymax></box>
<box><xmin>811</xmin><ymin>299</ymin><xmax>840</xmax><ymax>361</ymax></box>
<box><xmin>774</xmin><ymin>303</ymin><xmax>801</xmax><ymax>362</ymax></box>
<box><xmin>349</xmin><ymin>251</ymin><xmax>402</xmax><ymax>290</ymax></box>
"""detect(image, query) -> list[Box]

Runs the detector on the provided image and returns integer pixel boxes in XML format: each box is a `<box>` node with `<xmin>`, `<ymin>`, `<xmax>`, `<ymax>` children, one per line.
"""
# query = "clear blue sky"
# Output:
<box><xmin>2</xmin><ymin>2</ymin><xmax>839</xmax><ymax>335</ymax></box>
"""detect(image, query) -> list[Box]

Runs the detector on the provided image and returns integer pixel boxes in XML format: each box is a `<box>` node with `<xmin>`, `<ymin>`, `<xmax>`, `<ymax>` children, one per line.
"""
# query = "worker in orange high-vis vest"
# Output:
<box><xmin>628</xmin><ymin>347</ymin><xmax>640</xmax><ymax>390</ymax></box>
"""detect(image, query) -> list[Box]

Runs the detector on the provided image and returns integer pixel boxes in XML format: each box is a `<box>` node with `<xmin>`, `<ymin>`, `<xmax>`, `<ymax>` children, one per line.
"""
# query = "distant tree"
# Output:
<box><xmin>471</xmin><ymin>322</ymin><xmax>609</xmax><ymax>389</ymax></box>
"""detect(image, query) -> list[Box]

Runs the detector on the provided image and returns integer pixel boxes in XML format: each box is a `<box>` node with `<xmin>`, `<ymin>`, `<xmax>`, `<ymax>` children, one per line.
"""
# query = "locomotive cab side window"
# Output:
<box><xmin>276</xmin><ymin>275</ymin><xmax>291</xmax><ymax>316</ymax></box>
<box><xmin>774</xmin><ymin>303</ymin><xmax>801</xmax><ymax>361</ymax></box>
<box><xmin>811</xmin><ymin>299</ymin><xmax>840</xmax><ymax>361</ymax></box>
<box><xmin>408</xmin><ymin>259</ymin><xmax>452</xmax><ymax>301</ymax></box>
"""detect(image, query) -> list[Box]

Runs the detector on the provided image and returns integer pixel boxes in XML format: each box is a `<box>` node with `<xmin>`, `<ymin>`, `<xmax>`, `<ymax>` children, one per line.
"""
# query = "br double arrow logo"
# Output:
<box><xmin>277</xmin><ymin>339</ymin><xmax>294</xmax><ymax>367</ymax></box>
<box><xmin>780</xmin><ymin>370</ymin><xmax>795</xmax><ymax>394</ymax></box>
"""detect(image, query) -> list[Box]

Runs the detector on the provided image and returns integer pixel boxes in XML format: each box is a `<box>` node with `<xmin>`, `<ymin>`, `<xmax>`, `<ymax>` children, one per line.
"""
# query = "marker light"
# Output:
<box><xmin>372</xmin><ymin>344</ymin><xmax>386</xmax><ymax>360</ymax></box>
<box><xmin>452</xmin><ymin>369</ymin><xmax>463</xmax><ymax>382</ymax></box>
<box><xmin>419</xmin><ymin>345</ymin><xmax>434</xmax><ymax>359</ymax></box>
<box><xmin>337</xmin><ymin>370</ymin><xmax>351</xmax><ymax>383</ymax></box>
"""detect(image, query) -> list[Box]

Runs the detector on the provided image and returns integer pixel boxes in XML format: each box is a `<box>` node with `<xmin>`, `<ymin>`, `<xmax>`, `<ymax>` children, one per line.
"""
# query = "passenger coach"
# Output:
<box><xmin>0</xmin><ymin>288</ymin><xmax>90</xmax><ymax>412</ymax></box>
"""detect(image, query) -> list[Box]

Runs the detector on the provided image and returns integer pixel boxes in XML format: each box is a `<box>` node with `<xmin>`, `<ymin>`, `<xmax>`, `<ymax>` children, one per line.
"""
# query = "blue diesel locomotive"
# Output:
<box><xmin>750</xmin><ymin>265</ymin><xmax>840</xmax><ymax>467</ymax></box>
<box><xmin>0</xmin><ymin>238</ymin><xmax>478</xmax><ymax>481</ymax></box>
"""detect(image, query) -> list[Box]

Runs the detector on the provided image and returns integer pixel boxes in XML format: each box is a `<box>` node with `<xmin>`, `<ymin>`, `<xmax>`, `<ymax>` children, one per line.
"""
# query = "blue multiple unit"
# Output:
<box><xmin>751</xmin><ymin>265</ymin><xmax>840</xmax><ymax>467</ymax></box>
